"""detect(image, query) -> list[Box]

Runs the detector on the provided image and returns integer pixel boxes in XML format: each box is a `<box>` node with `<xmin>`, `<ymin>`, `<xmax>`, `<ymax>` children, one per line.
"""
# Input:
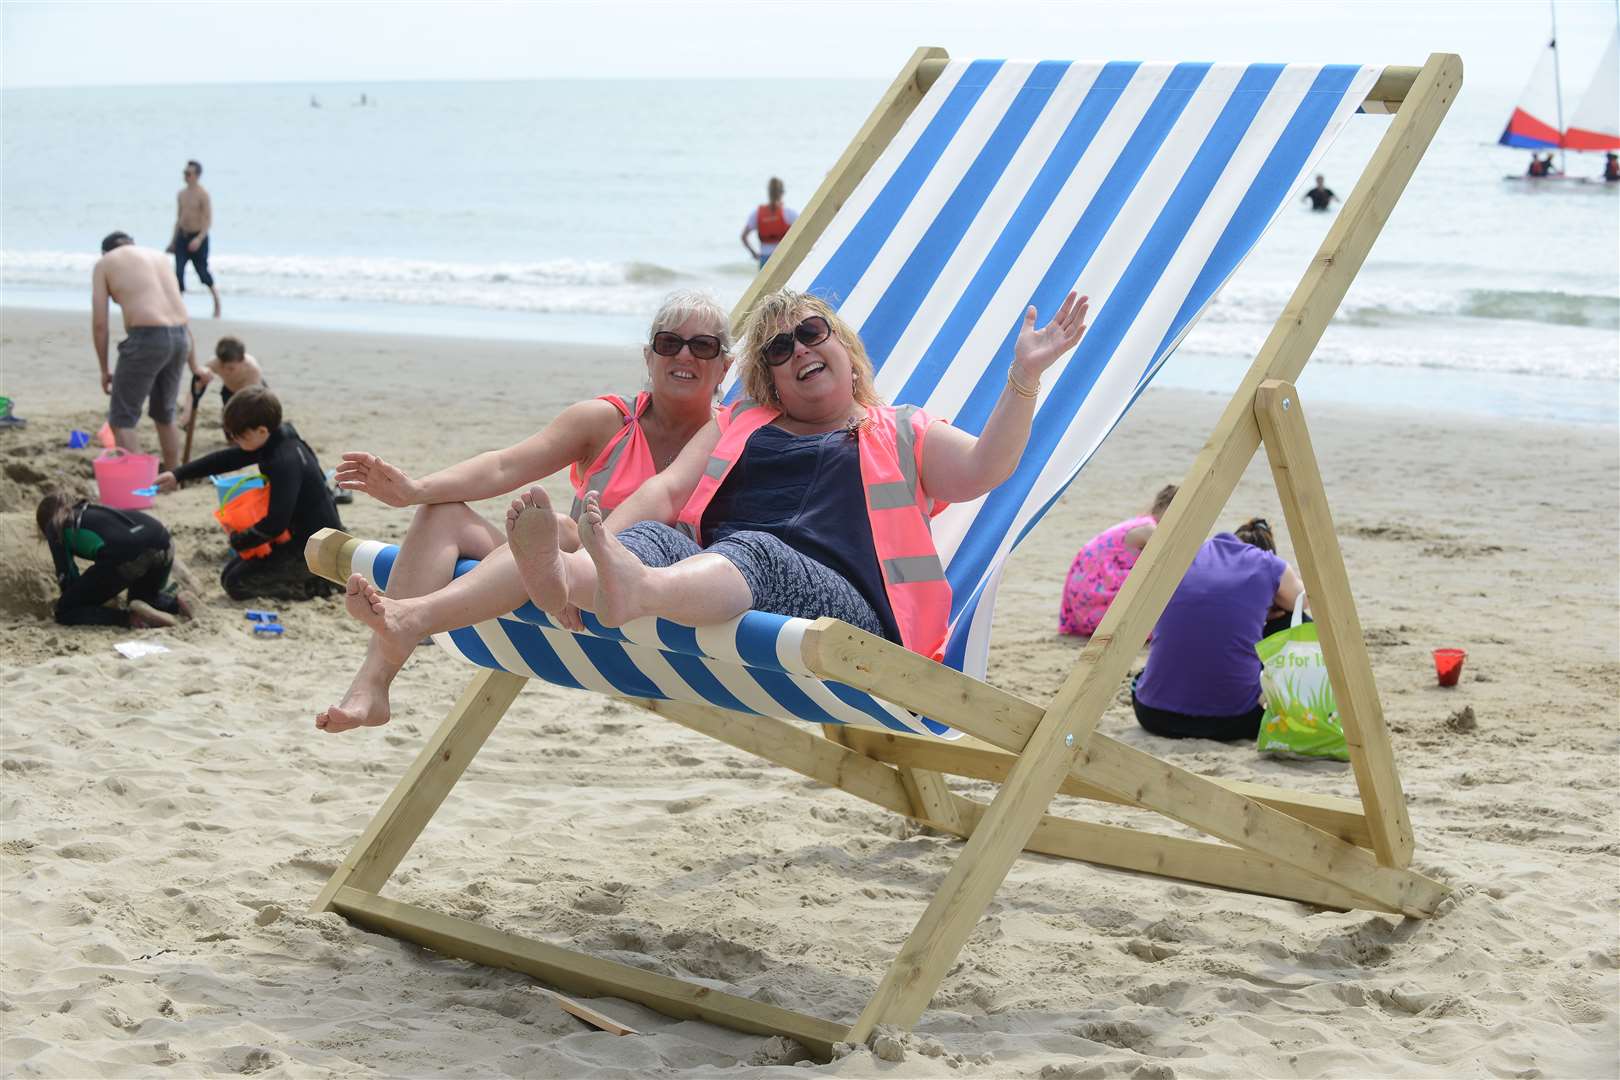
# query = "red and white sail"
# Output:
<box><xmin>1500</xmin><ymin>39</ymin><xmax>1566</xmax><ymax>148</ymax></box>
<box><xmin>1564</xmin><ymin>27</ymin><xmax>1619</xmax><ymax>151</ymax></box>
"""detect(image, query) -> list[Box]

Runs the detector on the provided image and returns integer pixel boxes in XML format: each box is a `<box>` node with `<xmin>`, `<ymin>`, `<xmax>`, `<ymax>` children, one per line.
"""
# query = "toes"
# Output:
<box><xmin>345</xmin><ymin>573</ymin><xmax>364</xmax><ymax>597</ymax></box>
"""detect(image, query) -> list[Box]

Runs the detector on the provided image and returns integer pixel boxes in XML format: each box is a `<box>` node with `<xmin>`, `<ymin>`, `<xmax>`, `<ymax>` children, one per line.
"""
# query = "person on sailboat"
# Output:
<box><xmin>1604</xmin><ymin>153</ymin><xmax>1619</xmax><ymax>182</ymax></box>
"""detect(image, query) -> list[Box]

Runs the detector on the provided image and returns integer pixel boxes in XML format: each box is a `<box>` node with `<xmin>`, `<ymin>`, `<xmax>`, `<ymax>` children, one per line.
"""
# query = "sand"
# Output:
<box><xmin>1</xmin><ymin>306</ymin><xmax>1616</xmax><ymax>1078</ymax></box>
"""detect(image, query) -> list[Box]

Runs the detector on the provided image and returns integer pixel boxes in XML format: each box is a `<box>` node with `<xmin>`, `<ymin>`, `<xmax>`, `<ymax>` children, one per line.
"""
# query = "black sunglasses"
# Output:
<box><xmin>760</xmin><ymin>316</ymin><xmax>831</xmax><ymax>367</ymax></box>
<box><xmin>651</xmin><ymin>331</ymin><xmax>723</xmax><ymax>361</ymax></box>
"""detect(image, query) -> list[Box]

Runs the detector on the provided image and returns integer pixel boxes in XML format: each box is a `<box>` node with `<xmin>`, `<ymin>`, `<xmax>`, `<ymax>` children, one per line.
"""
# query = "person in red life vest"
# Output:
<box><xmin>741</xmin><ymin>177</ymin><xmax>799</xmax><ymax>269</ymax></box>
<box><xmin>314</xmin><ymin>290</ymin><xmax>732</xmax><ymax>733</ymax></box>
<box><xmin>335</xmin><ymin>286</ymin><xmax>1088</xmax><ymax>672</ymax></box>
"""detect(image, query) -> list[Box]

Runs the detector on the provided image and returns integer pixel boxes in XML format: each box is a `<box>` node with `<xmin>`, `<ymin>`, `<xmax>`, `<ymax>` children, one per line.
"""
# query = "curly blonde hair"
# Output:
<box><xmin>735</xmin><ymin>288</ymin><xmax>883</xmax><ymax>408</ymax></box>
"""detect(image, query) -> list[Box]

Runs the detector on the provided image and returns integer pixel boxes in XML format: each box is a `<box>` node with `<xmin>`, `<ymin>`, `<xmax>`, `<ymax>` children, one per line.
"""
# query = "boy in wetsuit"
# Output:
<box><xmin>36</xmin><ymin>492</ymin><xmax>189</xmax><ymax>627</ymax></box>
<box><xmin>158</xmin><ymin>386</ymin><xmax>343</xmax><ymax>600</ymax></box>
<box><xmin>178</xmin><ymin>335</ymin><xmax>265</xmax><ymax>429</ymax></box>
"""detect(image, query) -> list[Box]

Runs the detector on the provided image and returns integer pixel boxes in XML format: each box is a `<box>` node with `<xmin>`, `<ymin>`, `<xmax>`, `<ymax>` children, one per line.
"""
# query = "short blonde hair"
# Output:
<box><xmin>736</xmin><ymin>288</ymin><xmax>883</xmax><ymax>409</ymax></box>
<box><xmin>648</xmin><ymin>289</ymin><xmax>732</xmax><ymax>355</ymax></box>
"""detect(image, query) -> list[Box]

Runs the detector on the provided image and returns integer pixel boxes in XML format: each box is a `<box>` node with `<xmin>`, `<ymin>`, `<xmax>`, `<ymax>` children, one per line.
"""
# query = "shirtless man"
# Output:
<box><xmin>166</xmin><ymin>160</ymin><xmax>220</xmax><ymax>317</ymax></box>
<box><xmin>92</xmin><ymin>232</ymin><xmax>204</xmax><ymax>470</ymax></box>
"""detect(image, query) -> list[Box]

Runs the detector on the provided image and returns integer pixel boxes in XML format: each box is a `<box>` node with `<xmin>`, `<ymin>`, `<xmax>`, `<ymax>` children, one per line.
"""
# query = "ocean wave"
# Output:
<box><xmin>1206</xmin><ymin>276</ymin><xmax>1619</xmax><ymax>331</ymax></box>
<box><xmin>0</xmin><ymin>249</ymin><xmax>703</xmax><ymax>317</ymax></box>
<box><xmin>1</xmin><ymin>249</ymin><xmax>688</xmax><ymax>286</ymax></box>
<box><xmin>1456</xmin><ymin>288</ymin><xmax>1620</xmax><ymax>330</ymax></box>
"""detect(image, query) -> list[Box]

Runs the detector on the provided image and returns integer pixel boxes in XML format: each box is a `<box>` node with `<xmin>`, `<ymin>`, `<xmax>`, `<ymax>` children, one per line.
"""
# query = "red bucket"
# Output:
<box><xmin>1432</xmin><ymin>648</ymin><xmax>1467</xmax><ymax>687</ymax></box>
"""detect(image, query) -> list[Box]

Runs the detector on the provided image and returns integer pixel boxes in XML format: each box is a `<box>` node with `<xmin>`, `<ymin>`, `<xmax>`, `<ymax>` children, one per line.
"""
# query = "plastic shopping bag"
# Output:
<box><xmin>1255</xmin><ymin>593</ymin><xmax>1348</xmax><ymax>761</ymax></box>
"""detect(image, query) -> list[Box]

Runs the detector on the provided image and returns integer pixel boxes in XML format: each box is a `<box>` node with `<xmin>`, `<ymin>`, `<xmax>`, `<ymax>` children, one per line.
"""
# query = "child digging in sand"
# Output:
<box><xmin>36</xmin><ymin>492</ymin><xmax>191</xmax><ymax>628</ymax></box>
<box><xmin>179</xmin><ymin>336</ymin><xmax>265</xmax><ymax>429</ymax></box>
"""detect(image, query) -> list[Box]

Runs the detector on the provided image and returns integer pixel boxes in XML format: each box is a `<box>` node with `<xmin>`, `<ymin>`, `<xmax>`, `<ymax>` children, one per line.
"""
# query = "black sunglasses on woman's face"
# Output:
<box><xmin>651</xmin><ymin>331</ymin><xmax>723</xmax><ymax>361</ymax></box>
<box><xmin>760</xmin><ymin>315</ymin><xmax>832</xmax><ymax>367</ymax></box>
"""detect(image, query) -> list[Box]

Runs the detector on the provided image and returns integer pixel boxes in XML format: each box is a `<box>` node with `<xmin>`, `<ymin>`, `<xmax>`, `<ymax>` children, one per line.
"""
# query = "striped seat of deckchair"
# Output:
<box><xmin>349</xmin><ymin>540</ymin><xmax>945</xmax><ymax>736</ymax></box>
<box><xmin>402</xmin><ymin>59</ymin><xmax>1380</xmax><ymax>730</ymax></box>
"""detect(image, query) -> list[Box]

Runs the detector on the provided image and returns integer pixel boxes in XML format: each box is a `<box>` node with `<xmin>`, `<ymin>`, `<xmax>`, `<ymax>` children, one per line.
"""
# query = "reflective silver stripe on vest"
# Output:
<box><xmin>867</xmin><ymin>480</ymin><xmax>916</xmax><ymax>511</ymax></box>
<box><xmin>892</xmin><ymin>404</ymin><xmax>923</xmax><ymax>504</ymax></box>
<box><xmin>883</xmin><ymin>554</ymin><xmax>946</xmax><ymax>584</ymax></box>
<box><xmin>704</xmin><ymin>455</ymin><xmax>729</xmax><ymax>480</ymax></box>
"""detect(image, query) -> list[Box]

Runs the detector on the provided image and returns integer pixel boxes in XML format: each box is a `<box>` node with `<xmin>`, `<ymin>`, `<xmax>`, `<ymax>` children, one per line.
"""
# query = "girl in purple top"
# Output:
<box><xmin>1132</xmin><ymin>518</ymin><xmax>1306</xmax><ymax>741</ymax></box>
<box><xmin>1058</xmin><ymin>483</ymin><xmax>1177</xmax><ymax>636</ymax></box>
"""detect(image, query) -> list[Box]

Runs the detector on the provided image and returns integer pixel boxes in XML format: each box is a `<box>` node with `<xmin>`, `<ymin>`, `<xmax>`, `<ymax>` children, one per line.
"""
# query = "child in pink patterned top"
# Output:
<box><xmin>1058</xmin><ymin>484</ymin><xmax>1178</xmax><ymax>637</ymax></box>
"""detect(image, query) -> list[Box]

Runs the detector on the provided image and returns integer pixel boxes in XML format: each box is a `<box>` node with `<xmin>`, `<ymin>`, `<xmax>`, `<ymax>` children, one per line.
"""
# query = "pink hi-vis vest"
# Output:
<box><xmin>569</xmin><ymin>392</ymin><xmax>659</xmax><ymax>520</ymax></box>
<box><xmin>675</xmin><ymin>399</ymin><xmax>952</xmax><ymax>660</ymax></box>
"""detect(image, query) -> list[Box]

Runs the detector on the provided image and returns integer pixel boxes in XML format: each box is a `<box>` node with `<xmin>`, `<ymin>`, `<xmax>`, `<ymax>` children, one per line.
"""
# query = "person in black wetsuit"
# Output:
<box><xmin>1302</xmin><ymin>174</ymin><xmax>1337</xmax><ymax>211</ymax></box>
<box><xmin>36</xmin><ymin>492</ymin><xmax>189</xmax><ymax>627</ymax></box>
<box><xmin>157</xmin><ymin>386</ymin><xmax>343</xmax><ymax>600</ymax></box>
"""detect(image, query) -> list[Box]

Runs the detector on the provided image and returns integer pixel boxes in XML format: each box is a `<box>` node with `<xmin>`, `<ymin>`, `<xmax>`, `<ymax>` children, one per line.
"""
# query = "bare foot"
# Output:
<box><xmin>128</xmin><ymin>600</ymin><xmax>177</xmax><ymax>629</ymax></box>
<box><xmin>339</xmin><ymin>573</ymin><xmax>423</xmax><ymax>667</ymax></box>
<box><xmin>505</xmin><ymin>487</ymin><xmax>569</xmax><ymax>613</ymax></box>
<box><xmin>578</xmin><ymin>490</ymin><xmax>653</xmax><ymax>627</ymax></box>
<box><xmin>316</xmin><ymin>653</ymin><xmax>393</xmax><ymax>733</ymax></box>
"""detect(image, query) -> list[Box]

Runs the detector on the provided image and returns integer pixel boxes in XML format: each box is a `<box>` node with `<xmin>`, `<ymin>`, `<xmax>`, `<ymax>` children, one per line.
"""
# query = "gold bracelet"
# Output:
<box><xmin>1007</xmin><ymin>368</ymin><xmax>1040</xmax><ymax>399</ymax></box>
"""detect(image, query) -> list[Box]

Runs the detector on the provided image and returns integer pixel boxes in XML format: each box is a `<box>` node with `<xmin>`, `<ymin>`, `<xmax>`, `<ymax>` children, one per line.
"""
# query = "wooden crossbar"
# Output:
<box><xmin>329</xmin><ymin>887</ymin><xmax>848</xmax><ymax>1059</ymax></box>
<box><xmin>829</xmin><ymin>727</ymin><xmax>1375</xmax><ymax>847</ymax></box>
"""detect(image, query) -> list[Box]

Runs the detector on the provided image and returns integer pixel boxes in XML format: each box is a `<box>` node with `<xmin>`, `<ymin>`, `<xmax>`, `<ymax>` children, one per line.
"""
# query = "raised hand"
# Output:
<box><xmin>1012</xmin><ymin>291</ymin><xmax>1090</xmax><ymax>381</ymax></box>
<box><xmin>336</xmin><ymin>451</ymin><xmax>419</xmax><ymax>507</ymax></box>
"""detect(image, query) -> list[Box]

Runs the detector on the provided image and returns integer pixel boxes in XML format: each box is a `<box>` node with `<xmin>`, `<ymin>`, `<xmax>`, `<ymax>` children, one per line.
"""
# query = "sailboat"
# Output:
<box><xmin>1500</xmin><ymin>3</ymin><xmax>1620</xmax><ymax>184</ymax></box>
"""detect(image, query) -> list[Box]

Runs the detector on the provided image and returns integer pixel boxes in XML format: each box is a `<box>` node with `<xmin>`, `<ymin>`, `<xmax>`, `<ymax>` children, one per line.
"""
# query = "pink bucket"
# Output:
<box><xmin>93</xmin><ymin>449</ymin><xmax>159</xmax><ymax>509</ymax></box>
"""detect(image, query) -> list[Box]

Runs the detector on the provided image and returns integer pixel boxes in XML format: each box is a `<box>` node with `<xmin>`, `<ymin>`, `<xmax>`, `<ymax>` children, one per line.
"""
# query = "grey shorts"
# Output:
<box><xmin>110</xmin><ymin>325</ymin><xmax>189</xmax><ymax>427</ymax></box>
<box><xmin>615</xmin><ymin>521</ymin><xmax>887</xmax><ymax>638</ymax></box>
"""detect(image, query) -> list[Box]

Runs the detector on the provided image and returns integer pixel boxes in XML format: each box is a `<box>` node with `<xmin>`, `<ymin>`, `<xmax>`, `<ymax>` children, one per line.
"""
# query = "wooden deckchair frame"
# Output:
<box><xmin>303</xmin><ymin>49</ymin><xmax>1462</xmax><ymax>1060</ymax></box>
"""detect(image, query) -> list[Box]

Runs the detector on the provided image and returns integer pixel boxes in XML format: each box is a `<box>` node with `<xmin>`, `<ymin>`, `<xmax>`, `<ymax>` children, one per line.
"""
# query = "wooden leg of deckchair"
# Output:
<box><xmin>821</xmin><ymin>724</ymin><xmax>963</xmax><ymax>833</ymax></box>
<box><xmin>311</xmin><ymin>668</ymin><xmax>526</xmax><ymax>913</ymax></box>
<box><xmin>897</xmin><ymin>768</ymin><xmax>964</xmax><ymax>833</ymax></box>
<box><xmin>1256</xmin><ymin>381</ymin><xmax>1413</xmax><ymax>868</ymax></box>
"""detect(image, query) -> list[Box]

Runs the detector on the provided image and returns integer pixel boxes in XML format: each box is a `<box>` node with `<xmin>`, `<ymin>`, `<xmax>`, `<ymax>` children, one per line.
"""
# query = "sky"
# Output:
<box><xmin>2</xmin><ymin>0</ymin><xmax>1618</xmax><ymax>95</ymax></box>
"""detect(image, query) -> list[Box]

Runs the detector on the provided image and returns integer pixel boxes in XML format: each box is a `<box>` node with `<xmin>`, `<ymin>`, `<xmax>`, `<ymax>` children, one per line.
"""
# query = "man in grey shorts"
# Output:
<box><xmin>92</xmin><ymin>231</ymin><xmax>205</xmax><ymax>470</ymax></box>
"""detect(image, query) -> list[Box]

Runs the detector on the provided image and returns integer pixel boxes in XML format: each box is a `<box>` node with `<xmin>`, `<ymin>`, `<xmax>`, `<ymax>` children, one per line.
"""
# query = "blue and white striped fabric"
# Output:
<box><xmin>399</xmin><ymin>58</ymin><xmax>1380</xmax><ymax>733</ymax></box>
<box><xmin>728</xmin><ymin>59</ymin><xmax>1379</xmax><ymax>677</ymax></box>
<box><xmin>350</xmin><ymin>540</ymin><xmax>949</xmax><ymax>736</ymax></box>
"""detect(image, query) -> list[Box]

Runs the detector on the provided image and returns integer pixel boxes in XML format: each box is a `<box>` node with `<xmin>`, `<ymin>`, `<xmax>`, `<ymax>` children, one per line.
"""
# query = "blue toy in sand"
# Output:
<box><xmin>246</xmin><ymin>610</ymin><xmax>286</xmax><ymax>637</ymax></box>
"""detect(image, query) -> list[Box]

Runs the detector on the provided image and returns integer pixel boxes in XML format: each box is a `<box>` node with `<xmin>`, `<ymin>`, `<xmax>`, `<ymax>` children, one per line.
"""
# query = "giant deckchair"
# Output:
<box><xmin>304</xmin><ymin>50</ymin><xmax>1461</xmax><ymax>1058</ymax></box>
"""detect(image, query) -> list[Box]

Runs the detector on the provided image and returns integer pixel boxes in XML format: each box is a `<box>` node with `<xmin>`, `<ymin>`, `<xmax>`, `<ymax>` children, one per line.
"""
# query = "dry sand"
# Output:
<box><xmin>1</xmin><ymin>306</ymin><xmax>1616</xmax><ymax>1078</ymax></box>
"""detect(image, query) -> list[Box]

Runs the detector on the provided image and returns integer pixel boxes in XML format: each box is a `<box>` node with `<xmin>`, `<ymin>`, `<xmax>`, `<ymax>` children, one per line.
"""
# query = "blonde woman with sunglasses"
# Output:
<box><xmin>316</xmin><ymin>289</ymin><xmax>731</xmax><ymax>733</ymax></box>
<box><xmin>339</xmin><ymin>286</ymin><xmax>1087</xmax><ymax>674</ymax></box>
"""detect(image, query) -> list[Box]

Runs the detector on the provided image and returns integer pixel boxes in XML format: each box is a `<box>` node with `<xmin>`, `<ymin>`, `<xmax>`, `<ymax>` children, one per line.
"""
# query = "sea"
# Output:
<box><xmin>2</xmin><ymin>77</ymin><xmax>1616</xmax><ymax>425</ymax></box>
